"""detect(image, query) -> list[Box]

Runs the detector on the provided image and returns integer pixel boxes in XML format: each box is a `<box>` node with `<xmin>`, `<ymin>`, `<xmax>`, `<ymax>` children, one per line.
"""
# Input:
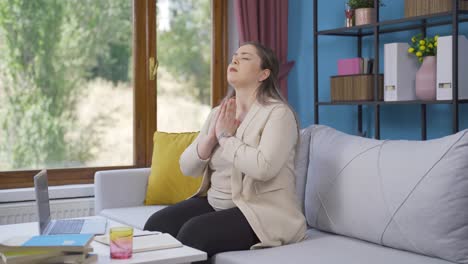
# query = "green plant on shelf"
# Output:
<box><xmin>347</xmin><ymin>0</ymin><xmax>384</xmax><ymax>9</ymax></box>
<box><xmin>407</xmin><ymin>34</ymin><xmax>439</xmax><ymax>63</ymax></box>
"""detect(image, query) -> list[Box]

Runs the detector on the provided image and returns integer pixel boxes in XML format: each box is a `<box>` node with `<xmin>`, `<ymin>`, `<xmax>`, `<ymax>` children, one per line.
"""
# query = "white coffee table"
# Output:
<box><xmin>0</xmin><ymin>218</ymin><xmax>207</xmax><ymax>264</ymax></box>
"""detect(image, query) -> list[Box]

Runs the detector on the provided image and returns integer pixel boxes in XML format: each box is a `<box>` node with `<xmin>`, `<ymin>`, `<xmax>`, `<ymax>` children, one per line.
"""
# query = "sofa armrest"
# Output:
<box><xmin>94</xmin><ymin>168</ymin><xmax>151</xmax><ymax>214</ymax></box>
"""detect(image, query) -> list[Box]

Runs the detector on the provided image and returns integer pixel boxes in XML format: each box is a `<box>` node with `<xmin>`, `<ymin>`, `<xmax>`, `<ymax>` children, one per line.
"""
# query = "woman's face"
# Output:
<box><xmin>227</xmin><ymin>44</ymin><xmax>268</xmax><ymax>88</ymax></box>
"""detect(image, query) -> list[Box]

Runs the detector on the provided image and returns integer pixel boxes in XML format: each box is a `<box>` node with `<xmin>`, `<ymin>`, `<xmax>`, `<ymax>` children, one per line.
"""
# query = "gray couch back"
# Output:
<box><xmin>295</xmin><ymin>125</ymin><xmax>468</xmax><ymax>264</ymax></box>
<box><xmin>295</xmin><ymin>128</ymin><xmax>312</xmax><ymax>213</ymax></box>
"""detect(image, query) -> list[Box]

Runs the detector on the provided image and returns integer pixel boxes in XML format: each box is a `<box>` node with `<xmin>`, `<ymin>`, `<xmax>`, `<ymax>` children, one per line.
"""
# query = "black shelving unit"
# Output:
<box><xmin>313</xmin><ymin>0</ymin><xmax>467</xmax><ymax>140</ymax></box>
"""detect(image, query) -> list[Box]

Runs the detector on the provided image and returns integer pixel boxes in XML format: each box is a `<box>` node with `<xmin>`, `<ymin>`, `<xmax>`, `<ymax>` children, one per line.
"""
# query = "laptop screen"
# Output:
<box><xmin>34</xmin><ymin>170</ymin><xmax>51</xmax><ymax>235</ymax></box>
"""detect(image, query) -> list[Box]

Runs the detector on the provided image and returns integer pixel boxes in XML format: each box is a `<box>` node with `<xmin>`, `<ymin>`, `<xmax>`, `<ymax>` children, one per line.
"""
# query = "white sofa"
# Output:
<box><xmin>95</xmin><ymin>125</ymin><xmax>468</xmax><ymax>264</ymax></box>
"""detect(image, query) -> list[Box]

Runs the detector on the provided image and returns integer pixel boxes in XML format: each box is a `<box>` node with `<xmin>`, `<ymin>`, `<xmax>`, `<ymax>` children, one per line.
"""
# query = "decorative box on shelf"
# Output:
<box><xmin>405</xmin><ymin>0</ymin><xmax>468</xmax><ymax>17</ymax></box>
<box><xmin>330</xmin><ymin>74</ymin><xmax>384</xmax><ymax>102</ymax></box>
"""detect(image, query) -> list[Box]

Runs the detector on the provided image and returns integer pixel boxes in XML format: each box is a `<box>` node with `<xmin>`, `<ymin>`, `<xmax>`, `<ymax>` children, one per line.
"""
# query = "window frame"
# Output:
<box><xmin>0</xmin><ymin>0</ymin><xmax>228</xmax><ymax>189</ymax></box>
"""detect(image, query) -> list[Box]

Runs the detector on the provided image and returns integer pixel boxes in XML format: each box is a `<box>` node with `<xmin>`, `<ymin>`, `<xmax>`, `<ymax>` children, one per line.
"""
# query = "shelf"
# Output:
<box><xmin>317</xmin><ymin>99</ymin><xmax>468</xmax><ymax>106</ymax></box>
<box><xmin>317</xmin><ymin>24</ymin><xmax>374</xmax><ymax>37</ymax></box>
<box><xmin>379</xmin><ymin>11</ymin><xmax>468</xmax><ymax>34</ymax></box>
<box><xmin>316</xmin><ymin>11</ymin><xmax>468</xmax><ymax>37</ymax></box>
<box><xmin>313</xmin><ymin>0</ymin><xmax>465</xmax><ymax>138</ymax></box>
<box><xmin>317</xmin><ymin>101</ymin><xmax>375</xmax><ymax>105</ymax></box>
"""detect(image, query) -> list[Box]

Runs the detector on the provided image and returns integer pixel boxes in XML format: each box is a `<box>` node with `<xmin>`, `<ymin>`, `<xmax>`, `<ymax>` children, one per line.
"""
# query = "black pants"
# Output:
<box><xmin>144</xmin><ymin>197</ymin><xmax>259</xmax><ymax>263</ymax></box>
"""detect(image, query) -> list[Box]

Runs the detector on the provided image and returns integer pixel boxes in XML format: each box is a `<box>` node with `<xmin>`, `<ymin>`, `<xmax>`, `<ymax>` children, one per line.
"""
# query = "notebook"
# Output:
<box><xmin>94</xmin><ymin>233</ymin><xmax>182</xmax><ymax>253</ymax></box>
<box><xmin>22</xmin><ymin>234</ymin><xmax>94</xmax><ymax>248</ymax></box>
<box><xmin>34</xmin><ymin>170</ymin><xmax>107</xmax><ymax>235</ymax></box>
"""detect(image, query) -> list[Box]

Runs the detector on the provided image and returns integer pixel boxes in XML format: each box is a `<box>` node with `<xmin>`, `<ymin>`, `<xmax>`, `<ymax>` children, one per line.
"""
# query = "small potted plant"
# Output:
<box><xmin>347</xmin><ymin>0</ymin><xmax>384</xmax><ymax>26</ymax></box>
<box><xmin>407</xmin><ymin>34</ymin><xmax>439</xmax><ymax>100</ymax></box>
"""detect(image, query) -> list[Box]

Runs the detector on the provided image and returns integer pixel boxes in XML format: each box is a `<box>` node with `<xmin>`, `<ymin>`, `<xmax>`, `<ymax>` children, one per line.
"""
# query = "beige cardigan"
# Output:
<box><xmin>179</xmin><ymin>100</ymin><xmax>307</xmax><ymax>249</ymax></box>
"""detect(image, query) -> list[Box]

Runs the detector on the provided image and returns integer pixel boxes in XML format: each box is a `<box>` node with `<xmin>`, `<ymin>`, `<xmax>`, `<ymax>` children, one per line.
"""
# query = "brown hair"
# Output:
<box><xmin>225</xmin><ymin>41</ymin><xmax>301</xmax><ymax>146</ymax></box>
<box><xmin>225</xmin><ymin>41</ymin><xmax>286</xmax><ymax>105</ymax></box>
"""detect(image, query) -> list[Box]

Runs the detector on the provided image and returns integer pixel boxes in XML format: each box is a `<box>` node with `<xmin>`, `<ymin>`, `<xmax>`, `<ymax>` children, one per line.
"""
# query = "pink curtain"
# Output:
<box><xmin>234</xmin><ymin>0</ymin><xmax>294</xmax><ymax>100</ymax></box>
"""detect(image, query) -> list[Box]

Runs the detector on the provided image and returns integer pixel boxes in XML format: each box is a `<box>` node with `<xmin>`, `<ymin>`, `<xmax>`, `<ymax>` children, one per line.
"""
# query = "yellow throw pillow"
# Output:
<box><xmin>145</xmin><ymin>131</ymin><xmax>203</xmax><ymax>205</ymax></box>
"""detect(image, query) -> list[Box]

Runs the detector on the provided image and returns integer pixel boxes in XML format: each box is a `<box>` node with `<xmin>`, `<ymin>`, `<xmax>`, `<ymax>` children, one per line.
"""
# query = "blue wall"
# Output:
<box><xmin>288</xmin><ymin>0</ymin><xmax>468</xmax><ymax>139</ymax></box>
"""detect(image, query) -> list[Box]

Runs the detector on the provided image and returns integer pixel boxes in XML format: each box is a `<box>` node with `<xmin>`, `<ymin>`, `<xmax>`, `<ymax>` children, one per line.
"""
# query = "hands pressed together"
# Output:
<box><xmin>209</xmin><ymin>98</ymin><xmax>240</xmax><ymax>143</ymax></box>
<box><xmin>198</xmin><ymin>98</ymin><xmax>240</xmax><ymax>160</ymax></box>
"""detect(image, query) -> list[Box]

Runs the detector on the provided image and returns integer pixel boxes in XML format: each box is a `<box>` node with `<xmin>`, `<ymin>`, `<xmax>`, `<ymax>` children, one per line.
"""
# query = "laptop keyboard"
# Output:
<box><xmin>49</xmin><ymin>219</ymin><xmax>85</xmax><ymax>234</ymax></box>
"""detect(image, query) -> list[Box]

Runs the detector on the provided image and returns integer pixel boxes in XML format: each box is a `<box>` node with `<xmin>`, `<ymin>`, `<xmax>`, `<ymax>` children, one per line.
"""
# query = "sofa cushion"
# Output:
<box><xmin>294</xmin><ymin>128</ymin><xmax>312</xmax><ymax>213</ymax></box>
<box><xmin>100</xmin><ymin>205</ymin><xmax>166</xmax><ymax>230</ymax></box>
<box><xmin>213</xmin><ymin>228</ymin><xmax>452</xmax><ymax>264</ymax></box>
<box><xmin>145</xmin><ymin>131</ymin><xmax>203</xmax><ymax>205</ymax></box>
<box><xmin>304</xmin><ymin>125</ymin><xmax>468</xmax><ymax>263</ymax></box>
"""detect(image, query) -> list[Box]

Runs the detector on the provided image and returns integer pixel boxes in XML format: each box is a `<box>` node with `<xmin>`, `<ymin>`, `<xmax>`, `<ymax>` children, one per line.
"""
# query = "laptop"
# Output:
<box><xmin>34</xmin><ymin>169</ymin><xmax>107</xmax><ymax>235</ymax></box>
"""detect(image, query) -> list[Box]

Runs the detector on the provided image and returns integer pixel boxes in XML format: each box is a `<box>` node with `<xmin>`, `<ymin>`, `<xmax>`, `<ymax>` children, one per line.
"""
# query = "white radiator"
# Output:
<box><xmin>0</xmin><ymin>198</ymin><xmax>95</xmax><ymax>225</ymax></box>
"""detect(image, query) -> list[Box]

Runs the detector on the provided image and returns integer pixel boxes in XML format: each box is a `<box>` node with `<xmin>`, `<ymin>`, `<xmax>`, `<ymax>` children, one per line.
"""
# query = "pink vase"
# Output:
<box><xmin>415</xmin><ymin>56</ymin><xmax>436</xmax><ymax>101</ymax></box>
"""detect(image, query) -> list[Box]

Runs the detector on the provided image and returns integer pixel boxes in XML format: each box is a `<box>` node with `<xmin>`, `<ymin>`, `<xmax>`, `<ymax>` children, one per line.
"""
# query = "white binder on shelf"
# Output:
<box><xmin>384</xmin><ymin>43</ymin><xmax>419</xmax><ymax>101</ymax></box>
<box><xmin>436</xmin><ymin>35</ymin><xmax>468</xmax><ymax>100</ymax></box>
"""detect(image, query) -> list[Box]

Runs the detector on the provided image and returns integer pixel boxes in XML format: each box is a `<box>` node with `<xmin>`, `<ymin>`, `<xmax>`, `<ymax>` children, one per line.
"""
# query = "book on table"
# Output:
<box><xmin>0</xmin><ymin>234</ymin><xmax>94</xmax><ymax>264</ymax></box>
<box><xmin>38</xmin><ymin>252</ymin><xmax>98</xmax><ymax>264</ymax></box>
<box><xmin>1</xmin><ymin>251</ymin><xmax>96</xmax><ymax>264</ymax></box>
<box><xmin>94</xmin><ymin>233</ymin><xmax>182</xmax><ymax>253</ymax></box>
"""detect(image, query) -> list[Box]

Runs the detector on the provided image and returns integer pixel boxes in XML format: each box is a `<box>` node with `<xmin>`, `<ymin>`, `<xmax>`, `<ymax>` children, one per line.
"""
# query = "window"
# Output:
<box><xmin>156</xmin><ymin>0</ymin><xmax>212</xmax><ymax>132</ymax></box>
<box><xmin>0</xmin><ymin>0</ymin><xmax>227</xmax><ymax>189</ymax></box>
<box><xmin>0</xmin><ymin>0</ymin><xmax>134</xmax><ymax>171</ymax></box>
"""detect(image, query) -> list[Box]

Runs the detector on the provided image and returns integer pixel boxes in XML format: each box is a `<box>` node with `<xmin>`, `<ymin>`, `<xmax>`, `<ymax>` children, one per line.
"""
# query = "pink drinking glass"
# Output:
<box><xmin>110</xmin><ymin>226</ymin><xmax>133</xmax><ymax>259</ymax></box>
